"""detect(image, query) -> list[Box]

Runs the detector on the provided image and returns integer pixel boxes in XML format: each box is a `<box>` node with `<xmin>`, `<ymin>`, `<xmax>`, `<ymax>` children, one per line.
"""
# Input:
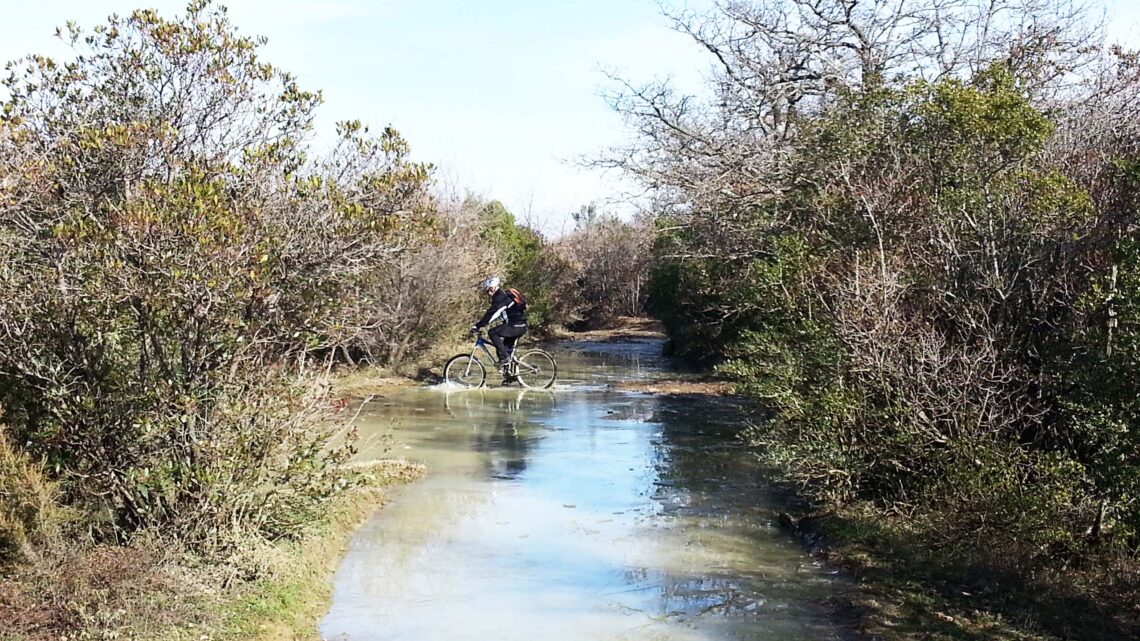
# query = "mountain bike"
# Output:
<box><xmin>443</xmin><ymin>329</ymin><xmax>557</xmax><ymax>389</ymax></box>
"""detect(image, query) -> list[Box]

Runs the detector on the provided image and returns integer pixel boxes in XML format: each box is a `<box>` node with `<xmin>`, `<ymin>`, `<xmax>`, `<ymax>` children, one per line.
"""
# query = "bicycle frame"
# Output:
<box><xmin>447</xmin><ymin>330</ymin><xmax>555</xmax><ymax>388</ymax></box>
<box><xmin>469</xmin><ymin>333</ymin><xmax>501</xmax><ymax>364</ymax></box>
<box><xmin>467</xmin><ymin>328</ymin><xmax>528</xmax><ymax>374</ymax></box>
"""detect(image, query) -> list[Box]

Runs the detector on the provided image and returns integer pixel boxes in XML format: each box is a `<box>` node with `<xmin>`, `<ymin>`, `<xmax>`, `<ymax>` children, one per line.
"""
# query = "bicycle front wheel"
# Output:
<box><xmin>444</xmin><ymin>354</ymin><xmax>485</xmax><ymax>388</ymax></box>
<box><xmin>515</xmin><ymin>350</ymin><xmax>557</xmax><ymax>389</ymax></box>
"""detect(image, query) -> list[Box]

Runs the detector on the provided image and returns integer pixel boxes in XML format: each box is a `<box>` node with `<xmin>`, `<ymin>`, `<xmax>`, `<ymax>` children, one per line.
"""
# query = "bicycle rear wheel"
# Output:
<box><xmin>444</xmin><ymin>354</ymin><xmax>485</xmax><ymax>388</ymax></box>
<box><xmin>515</xmin><ymin>350</ymin><xmax>557</xmax><ymax>389</ymax></box>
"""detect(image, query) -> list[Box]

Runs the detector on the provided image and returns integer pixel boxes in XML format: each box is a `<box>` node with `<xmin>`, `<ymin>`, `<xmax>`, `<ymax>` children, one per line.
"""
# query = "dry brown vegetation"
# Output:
<box><xmin>552</xmin><ymin>209</ymin><xmax>654</xmax><ymax>328</ymax></box>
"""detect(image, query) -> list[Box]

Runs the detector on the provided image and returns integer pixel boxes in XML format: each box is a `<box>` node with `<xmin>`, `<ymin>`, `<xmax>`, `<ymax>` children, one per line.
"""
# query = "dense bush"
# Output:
<box><xmin>616</xmin><ymin>0</ymin><xmax>1140</xmax><ymax>564</ymax></box>
<box><xmin>335</xmin><ymin>199</ymin><xmax>495</xmax><ymax>364</ymax></box>
<box><xmin>451</xmin><ymin>200</ymin><xmax>653</xmax><ymax>333</ymax></box>
<box><xmin>556</xmin><ymin>208</ymin><xmax>653</xmax><ymax>327</ymax></box>
<box><xmin>0</xmin><ymin>1</ymin><xmax>438</xmax><ymax>554</ymax></box>
<box><xmin>470</xmin><ymin>198</ymin><xmax>573</xmax><ymax>330</ymax></box>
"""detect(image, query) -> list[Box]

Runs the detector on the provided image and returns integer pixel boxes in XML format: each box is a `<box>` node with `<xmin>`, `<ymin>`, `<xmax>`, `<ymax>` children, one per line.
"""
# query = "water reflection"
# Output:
<box><xmin>321</xmin><ymin>347</ymin><xmax>843</xmax><ymax>641</ymax></box>
<box><xmin>444</xmin><ymin>389</ymin><xmax>557</xmax><ymax>481</ymax></box>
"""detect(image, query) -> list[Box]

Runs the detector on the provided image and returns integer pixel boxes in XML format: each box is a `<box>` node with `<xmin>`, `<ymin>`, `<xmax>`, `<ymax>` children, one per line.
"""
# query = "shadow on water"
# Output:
<box><xmin>321</xmin><ymin>345</ymin><xmax>847</xmax><ymax>641</ymax></box>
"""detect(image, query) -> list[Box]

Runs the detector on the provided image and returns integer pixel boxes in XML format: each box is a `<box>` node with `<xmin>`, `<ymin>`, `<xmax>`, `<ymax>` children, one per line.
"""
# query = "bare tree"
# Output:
<box><xmin>599</xmin><ymin>0</ymin><xmax>1101</xmax><ymax>259</ymax></box>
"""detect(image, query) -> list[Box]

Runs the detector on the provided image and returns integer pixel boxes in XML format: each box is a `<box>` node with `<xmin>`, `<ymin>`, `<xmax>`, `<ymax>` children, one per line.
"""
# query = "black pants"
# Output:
<box><xmin>489</xmin><ymin>323</ymin><xmax>527</xmax><ymax>361</ymax></box>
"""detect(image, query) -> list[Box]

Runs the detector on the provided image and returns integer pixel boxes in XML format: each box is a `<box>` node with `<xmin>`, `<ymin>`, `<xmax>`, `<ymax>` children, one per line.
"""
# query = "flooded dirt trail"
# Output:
<box><xmin>320</xmin><ymin>340</ymin><xmax>845</xmax><ymax>641</ymax></box>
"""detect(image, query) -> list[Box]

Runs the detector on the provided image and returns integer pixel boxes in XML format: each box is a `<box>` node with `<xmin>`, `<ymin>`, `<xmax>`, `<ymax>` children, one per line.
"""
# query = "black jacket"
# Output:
<box><xmin>475</xmin><ymin>289</ymin><xmax>527</xmax><ymax>328</ymax></box>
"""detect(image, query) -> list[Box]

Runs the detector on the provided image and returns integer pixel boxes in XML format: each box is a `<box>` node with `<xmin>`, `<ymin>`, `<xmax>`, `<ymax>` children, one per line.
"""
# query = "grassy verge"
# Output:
<box><xmin>328</xmin><ymin>334</ymin><xmax>482</xmax><ymax>401</ymax></box>
<box><xmin>0</xmin><ymin>460</ymin><xmax>424</xmax><ymax>641</ymax></box>
<box><xmin>330</xmin><ymin>368</ymin><xmax>419</xmax><ymax>401</ymax></box>
<box><xmin>206</xmin><ymin>460</ymin><xmax>425</xmax><ymax>641</ymax></box>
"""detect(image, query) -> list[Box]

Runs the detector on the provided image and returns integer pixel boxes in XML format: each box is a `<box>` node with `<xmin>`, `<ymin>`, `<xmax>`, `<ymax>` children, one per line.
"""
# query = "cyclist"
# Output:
<box><xmin>471</xmin><ymin>277</ymin><xmax>528</xmax><ymax>377</ymax></box>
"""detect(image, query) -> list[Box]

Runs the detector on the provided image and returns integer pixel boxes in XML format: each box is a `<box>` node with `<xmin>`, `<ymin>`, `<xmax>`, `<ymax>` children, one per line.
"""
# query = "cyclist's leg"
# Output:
<box><xmin>503</xmin><ymin>325</ymin><xmax>527</xmax><ymax>356</ymax></box>
<box><xmin>499</xmin><ymin>325</ymin><xmax>527</xmax><ymax>384</ymax></box>
<box><xmin>488</xmin><ymin>325</ymin><xmax>510</xmax><ymax>362</ymax></box>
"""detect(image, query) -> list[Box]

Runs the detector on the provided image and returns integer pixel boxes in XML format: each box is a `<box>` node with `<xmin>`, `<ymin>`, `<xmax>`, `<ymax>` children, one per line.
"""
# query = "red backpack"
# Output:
<box><xmin>506</xmin><ymin>287</ymin><xmax>527</xmax><ymax>310</ymax></box>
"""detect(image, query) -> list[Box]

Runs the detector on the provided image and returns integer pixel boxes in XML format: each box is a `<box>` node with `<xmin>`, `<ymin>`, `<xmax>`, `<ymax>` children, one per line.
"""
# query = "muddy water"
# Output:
<box><xmin>320</xmin><ymin>341</ymin><xmax>845</xmax><ymax>641</ymax></box>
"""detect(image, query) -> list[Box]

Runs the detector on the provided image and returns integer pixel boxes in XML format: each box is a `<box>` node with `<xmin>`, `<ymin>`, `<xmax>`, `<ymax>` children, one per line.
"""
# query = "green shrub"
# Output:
<box><xmin>647</xmin><ymin>64</ymin><xmax>1140</xmax><ymax>561</ymax></box>
<box><xmin>0</xmin><ymin>1</ymin><xmax>430</xmax><ymax>554</ymax></box>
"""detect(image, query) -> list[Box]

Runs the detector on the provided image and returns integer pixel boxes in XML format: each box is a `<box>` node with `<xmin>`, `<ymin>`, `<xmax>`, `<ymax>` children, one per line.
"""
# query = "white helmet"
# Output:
<box><xmin>480</xmin><ymin>276</ymin><xmax>501</xmax><ymax>291</ymax></box>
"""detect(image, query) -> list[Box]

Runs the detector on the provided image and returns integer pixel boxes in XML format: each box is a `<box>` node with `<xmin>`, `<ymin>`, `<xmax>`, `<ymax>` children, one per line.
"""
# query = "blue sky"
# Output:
<box><xmin>0</xmin><ymin>0</ymin><xmax>714</xmax><ymax>235</ymax></box>
<box><xmin>1</xmin><ymin>1</ymin><xmax>1138</xmax><ymax>234</ymax></box>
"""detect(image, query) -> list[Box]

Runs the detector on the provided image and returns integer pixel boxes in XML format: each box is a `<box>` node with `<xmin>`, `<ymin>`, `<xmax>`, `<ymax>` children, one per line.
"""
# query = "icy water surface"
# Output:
<box><xmin>320</xmin><ymin>341</ymin><xmax>844</xmax><ymax>641</ymax></box>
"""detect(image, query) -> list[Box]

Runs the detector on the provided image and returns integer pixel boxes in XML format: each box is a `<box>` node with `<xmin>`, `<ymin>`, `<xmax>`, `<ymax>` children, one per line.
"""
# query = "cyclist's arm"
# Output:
<box><xmin>474</xmin><ymin>301</ymin><xmax>512</xmax><ymax>328</ymax></box>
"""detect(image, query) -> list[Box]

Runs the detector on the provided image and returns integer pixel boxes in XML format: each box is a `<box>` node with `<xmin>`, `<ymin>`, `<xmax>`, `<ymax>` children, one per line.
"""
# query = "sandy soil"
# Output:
<box><xmin>609</xmin><ymin>379</ymin><xmax>734</xmax><ymax>396</ymax></box>
<box><xmin>547</xmin><ymin>316</ymin><xmax>667</xmax><ymax>342</ymax></box>
<box><xmin>331</xmin><ymin>369</ymin><xmax>416</xmax><ymax>401</ymax></box>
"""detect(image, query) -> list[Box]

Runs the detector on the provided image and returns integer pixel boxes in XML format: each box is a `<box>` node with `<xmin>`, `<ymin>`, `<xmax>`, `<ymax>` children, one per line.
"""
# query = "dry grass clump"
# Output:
<box><xmin>0</xmin><ymin>425</ymin><xmax>62</xmax><ymax>568</ymax></box>
<box><xmin>1</xmin><ymin>423</ymin><xmax>197</xmax><ymax>640</ymax></box>
<box><xmin>0</xmin><ymin>538</ymin><xmax>194</xmax><ymax>641</ymax></box>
